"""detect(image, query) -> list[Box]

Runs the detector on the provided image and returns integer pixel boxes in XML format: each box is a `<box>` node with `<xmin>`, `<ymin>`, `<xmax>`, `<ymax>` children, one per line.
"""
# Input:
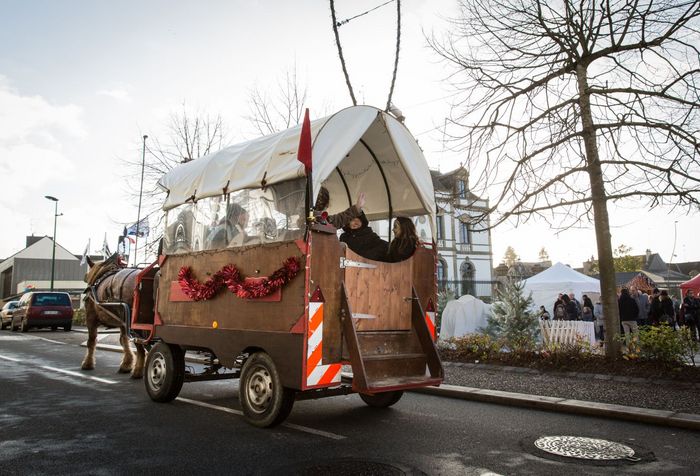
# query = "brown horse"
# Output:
<box><xmin>82</xmin><ymin>254</ymin><xmax>146</xmax><ymax>378</ymax></box>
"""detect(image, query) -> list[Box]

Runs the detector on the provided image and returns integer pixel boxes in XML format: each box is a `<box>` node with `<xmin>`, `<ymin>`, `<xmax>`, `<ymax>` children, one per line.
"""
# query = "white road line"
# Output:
<box><xmin>36</xmin><ymin>337</ymin><xmax>67</xmax><ymax>345</ymax></box>
<box><xmin>41</xmin><ymin>365</ymin><xmax>119</xmax><ymax>384</ymax></box>
<box><xmin>176</xmin><ymin>397</ymin><xmax>346</xmax><ymax>440</ymax></box>
<box><xmin>0</xmin><ymin>355</ymin><xmax>21</xmax><ymax>362</ymax></box>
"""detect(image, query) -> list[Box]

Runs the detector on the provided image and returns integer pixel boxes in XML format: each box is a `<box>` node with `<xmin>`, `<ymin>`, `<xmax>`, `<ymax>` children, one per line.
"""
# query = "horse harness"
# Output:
<box><xmin>85</xmin><ymin>267</ymin><xmax>141</xmax><ymax>324</ymax></box>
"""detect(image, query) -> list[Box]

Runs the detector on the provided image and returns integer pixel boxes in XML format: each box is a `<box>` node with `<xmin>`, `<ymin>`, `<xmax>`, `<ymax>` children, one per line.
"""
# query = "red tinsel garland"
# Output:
<box><xmin>177</xmin><ymin>256</ymin><xmax>301</xmax><ymax>301</ymax></box>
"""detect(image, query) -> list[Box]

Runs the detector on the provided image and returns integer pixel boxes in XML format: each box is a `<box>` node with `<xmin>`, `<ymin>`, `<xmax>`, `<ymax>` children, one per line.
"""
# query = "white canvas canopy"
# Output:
<box><xmin>522</xmin><ymin>262</ymin><xmax>601</xmax><ymax>315</ymax></box>
<box><xmin>157</xmin><ymin>106</ymin><xmax>435</xmax><ymax>225</ymax></box>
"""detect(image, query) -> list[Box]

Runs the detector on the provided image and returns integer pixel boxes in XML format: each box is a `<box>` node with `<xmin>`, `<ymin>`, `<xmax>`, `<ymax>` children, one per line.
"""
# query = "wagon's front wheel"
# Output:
<box><xmin>144</xmin><ymin>342</ymin><xmax>185</xmax><ymax>403</ymax></box>
<box><xmin>239</xmin><ymin>352</ymin><xmax>295</xmax><ymax>428</ymax></box>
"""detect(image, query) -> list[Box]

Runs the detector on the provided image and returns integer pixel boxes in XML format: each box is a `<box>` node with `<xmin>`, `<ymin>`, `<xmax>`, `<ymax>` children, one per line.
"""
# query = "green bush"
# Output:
<box><xmin>635</xmin><ymin>324</ymin><xmax>693</xmax><ymax>366</ymax></box>
<box><xmin>440</xmin><ymin>333</ymin><xmax>501</xmax><ymax>361</ymax></box>
<box><xmin>73</xmin><ymin>308</ymin><xmax>86</xmax><ymax>326</ymax></box>
<box><xmin>540</xmin><ymin>337</ymin><xmax>595</xmax><ymax>366</ymax></box>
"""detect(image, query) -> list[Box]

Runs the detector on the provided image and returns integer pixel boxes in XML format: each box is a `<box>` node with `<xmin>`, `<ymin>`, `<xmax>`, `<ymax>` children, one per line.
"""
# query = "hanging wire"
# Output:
<box><xmin>330</xmin><ymin>0</ymin><xmax>357</xmax><ymax>105</ymax></box>
<box><xmin>385</xmin><ymin>0</ymin><xmax>401</xmax><ymax>112</ymax></box>
<box><xmin>335</xmin><ymin>0</ymin><xmax>395</xmax><ymax>27</ymax></box>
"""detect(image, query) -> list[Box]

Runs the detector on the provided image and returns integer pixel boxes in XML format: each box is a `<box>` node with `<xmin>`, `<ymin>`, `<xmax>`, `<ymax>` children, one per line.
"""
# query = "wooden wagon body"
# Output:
<box><xmin>133</xmin><ymin>106</ymin><xmax>444</xmax><ymax>426</ymax></box>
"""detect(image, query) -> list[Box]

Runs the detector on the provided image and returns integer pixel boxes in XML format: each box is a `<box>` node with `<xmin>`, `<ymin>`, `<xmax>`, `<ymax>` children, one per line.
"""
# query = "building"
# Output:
<box><xmin>0</xmin><ymin>236</ymin><xmax>90</xmax><ymax>300</ymax></box>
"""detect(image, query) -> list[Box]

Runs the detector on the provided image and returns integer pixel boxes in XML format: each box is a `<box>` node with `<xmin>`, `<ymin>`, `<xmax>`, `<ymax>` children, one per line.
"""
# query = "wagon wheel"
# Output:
<box><xmin>144</xmin><ymin>342</ymin><xmax>185</xmax><ymax>403</ymax></box>
<box><xmin>359</xmin><ymin>390</ymin><xmax>403</xmax><ymax>408</ymax></box>
<box><xmin>239</xmin><ymin>352</ymin><xmax>295</xmax><ymax>428</ymax></box>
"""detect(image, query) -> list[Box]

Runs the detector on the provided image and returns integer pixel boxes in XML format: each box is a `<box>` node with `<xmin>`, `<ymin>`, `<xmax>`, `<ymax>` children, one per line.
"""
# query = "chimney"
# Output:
<box><xmin>26</xmin><ymin>235</ymin><xmax>43</xmax><ymax>248</ymax></box>
<box><xmin>645</xmin><ymin>249</ymin><xmax>652</xmax><ymax>266</ymax></box>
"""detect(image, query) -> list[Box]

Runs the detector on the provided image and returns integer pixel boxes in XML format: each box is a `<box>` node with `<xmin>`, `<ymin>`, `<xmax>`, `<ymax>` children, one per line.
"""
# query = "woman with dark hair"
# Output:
<box><xmin>339</xmin><ymin>213</ymin><xmax>388</xmax><ymax>261</ymax></box>
<box><xmin>387</xmin><ymin>217</ymin><xmax>419</xmax><ymax>262</ymax></box>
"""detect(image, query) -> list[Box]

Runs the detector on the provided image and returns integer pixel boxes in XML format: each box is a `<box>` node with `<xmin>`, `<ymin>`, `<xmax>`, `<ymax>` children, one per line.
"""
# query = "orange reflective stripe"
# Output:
<box><xmin>306</xmin><ymin>342</ymin><xmax>323</xmax><ymax>377</ymax></box>
<box><xmin>317</xmin><ymin>364</ymin><xmax>341</xmax><ymax>385</ymax></box>
<box><xmin>425</xmin><ymin>313</ymin><xmax>436</xmax><ymax>339</ymax></box>
<box><xmin>308</xmin><ymin>304</ymin><xmax>323</xmax><ymax>335</ymax></box>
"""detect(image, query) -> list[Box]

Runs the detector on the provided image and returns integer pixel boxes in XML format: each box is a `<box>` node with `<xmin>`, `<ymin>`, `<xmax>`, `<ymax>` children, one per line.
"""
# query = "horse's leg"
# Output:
<box><xmin>117</xmin><ymin>325</ymin><xmax>134</xmax><ymax>373</ymax></box>
<box><xmin>81</xmin><ymin>308</ymin><xmax>97</xmax><ymax>371</ymax></box>
<box><xmin>131</xmin><ymin>343</ymin><xmax>146</xmax><ymax>379</ymax></box>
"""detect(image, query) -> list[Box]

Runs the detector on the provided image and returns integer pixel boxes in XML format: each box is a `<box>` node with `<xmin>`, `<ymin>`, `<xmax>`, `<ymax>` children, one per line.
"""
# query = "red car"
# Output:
<box><xmin>11</xmin><ymin>292</ymin><xmax>73</xmax><ymax>332</ymax></box>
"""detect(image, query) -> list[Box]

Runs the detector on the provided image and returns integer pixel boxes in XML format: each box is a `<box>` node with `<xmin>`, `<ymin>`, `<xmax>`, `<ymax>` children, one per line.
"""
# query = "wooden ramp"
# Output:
<box><xmin>340</xmin><ymin>249</ymin><xmax>443</xmax><ymax>393</ymax></box>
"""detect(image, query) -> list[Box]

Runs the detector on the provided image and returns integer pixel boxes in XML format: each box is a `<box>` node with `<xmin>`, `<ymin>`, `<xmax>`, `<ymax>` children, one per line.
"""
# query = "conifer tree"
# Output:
<box><xmin>486</xmin><ymin>273</ymin><xmax>539</xmax><ymax>351</ymax></box>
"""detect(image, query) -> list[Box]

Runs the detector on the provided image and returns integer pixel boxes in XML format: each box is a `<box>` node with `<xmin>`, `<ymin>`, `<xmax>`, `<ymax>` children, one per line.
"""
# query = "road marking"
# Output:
<box><xmin>36</xmin><ymin>337</ymin><xmax>67</xmax><ymax>345</ymax></box>
<box><xmin>41</xmin><ymin>365</ymin><xmax>119</xmax><ymax>384</ymax></box>
<box><xmin>176</xmin><ymin>397</ymin><xmax>346</xmax><ymax>440</ymax></box>
<box><xmin>0</xmin><ymin>355</ymin><xmax>21</xmax><ymax>362</ymax></box>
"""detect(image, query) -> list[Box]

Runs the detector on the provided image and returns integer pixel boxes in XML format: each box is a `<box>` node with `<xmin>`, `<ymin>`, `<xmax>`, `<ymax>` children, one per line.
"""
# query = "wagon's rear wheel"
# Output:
<box><xmin>145</xmin><ymin>342</ymin><xmax>185</xmax><ymax>402</ymax></box>
<box><xmin>359</xmin><ymin>390</ymin><xmax>403</xmax><ymax>408</ymax></box>
<box><xmin>239</xmin><ymin>352</ymin><xmax>295</xmax><ymax>428</ymax></box>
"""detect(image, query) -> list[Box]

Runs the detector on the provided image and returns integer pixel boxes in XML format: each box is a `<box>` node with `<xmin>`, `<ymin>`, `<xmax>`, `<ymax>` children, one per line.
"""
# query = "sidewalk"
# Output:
<box><xmin>79</xmin><ymin>328</ymin><xmax>700</xmax><ymax>431</ymax></box>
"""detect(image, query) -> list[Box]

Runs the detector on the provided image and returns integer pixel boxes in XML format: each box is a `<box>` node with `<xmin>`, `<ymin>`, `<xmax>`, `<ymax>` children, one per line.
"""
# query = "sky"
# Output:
<box><xmin>0</xmin><ymin>0</ymin><xmax>698</xmax><ymax>268</ymax></box>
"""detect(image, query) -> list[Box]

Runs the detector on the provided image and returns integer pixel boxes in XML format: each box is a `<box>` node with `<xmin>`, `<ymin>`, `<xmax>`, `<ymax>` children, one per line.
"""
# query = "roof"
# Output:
<box><xmin>158</xmin><ymin>106</ymin><xmax>435</xmax><ymax>222</ymax></box>
<box><xmin>0</xmin><ymin>237</ymin><xmax>78</xmax><ymax>274</ymax></box>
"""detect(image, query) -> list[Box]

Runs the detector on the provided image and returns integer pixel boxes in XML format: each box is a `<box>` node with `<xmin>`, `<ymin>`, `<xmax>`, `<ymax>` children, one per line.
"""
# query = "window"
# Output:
<box><xmin>33</xmin><ymin>293</ymin><xmax>71</xmax><ymax>306</ymax></box>
<box><xmin>437</xmin><ymin>259</ymin><xmax>447</xmax><ymax>284</ymax></box>
<box><xmin>163</xmin><ymin>178</ymin><xmax>305</xmax><ymax>254</ymax></box>
<box><xmin>436</xmin><ymin>215</ymin><xmax>444</xmax><ymax>240</ymax></box>
<box><xmin>457</xmin><ymin>180</ymin><xmax>467</xmax><ymax>199</ymax></box>
<box><xmin>460</xmin><ymin>222</ymin><xmax>470</xmax><ymax>244</ymax></box>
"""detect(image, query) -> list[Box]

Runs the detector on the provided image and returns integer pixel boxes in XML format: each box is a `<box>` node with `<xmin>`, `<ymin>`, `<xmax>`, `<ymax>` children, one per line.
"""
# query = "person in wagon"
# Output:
<box><xmin>339</xmin><ymin>212</ymin><xmax>388</xmax><ymax>261</ymax></box>
<box><xmin>387</xmin><ymin>217</ymin><xmax>419</xmax><ymax>262</ymax></box>
<box><xmin>207</xmin><ymin>202</ymin><xmax>250</xmax><ymax>248</ymax></box>
<box><xmin>314</xmin><ymin>186</ymin><xmax>366</xmax><ymax>229</ymax></box>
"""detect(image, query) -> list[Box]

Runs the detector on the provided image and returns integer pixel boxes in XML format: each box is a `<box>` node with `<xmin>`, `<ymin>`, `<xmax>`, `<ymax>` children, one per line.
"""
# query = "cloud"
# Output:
<box><xmin>97</xmin><ymin>88</ymin><xmax>132</xmax><ymax>102</ymax></box>
<box><xmin>0</xmin><ymin>77</ymin><xmax>84</xmax><ymax>214</ymax></box>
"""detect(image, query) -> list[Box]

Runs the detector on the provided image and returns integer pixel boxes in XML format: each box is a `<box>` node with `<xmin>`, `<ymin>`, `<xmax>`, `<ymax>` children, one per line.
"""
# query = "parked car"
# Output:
<box><xmin>1</xmin><ymin>301</ymin><xmax>19</xmax><ymax>329</ymax></box>
<box><xmin>11</xmin><ymin>292</ymin><xmax>73</xmax><ymax>332</ymax></box>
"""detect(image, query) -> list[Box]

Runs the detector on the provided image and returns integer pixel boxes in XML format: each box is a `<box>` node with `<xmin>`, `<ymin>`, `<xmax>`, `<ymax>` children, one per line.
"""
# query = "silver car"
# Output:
<box><xmin>1</xmin><ymin>301</ymin><xmax>19</xmax><ymax>330</ymax></box>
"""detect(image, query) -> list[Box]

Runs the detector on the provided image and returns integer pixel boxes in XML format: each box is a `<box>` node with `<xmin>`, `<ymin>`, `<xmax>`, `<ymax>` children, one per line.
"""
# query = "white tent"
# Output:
<box><xmin>439</xmin><ymin>295</ymin><xmax>492</xmax><ymax>340</ymax></box>
<box><xmin>157</xmin><ymin>106</ymin><xmax>435</xmax><ymax>226</ymax></box>
<box><xmin>522</xmin><ymin>262</ymin><xmax>601</xmax><ymax>315</ymax></box>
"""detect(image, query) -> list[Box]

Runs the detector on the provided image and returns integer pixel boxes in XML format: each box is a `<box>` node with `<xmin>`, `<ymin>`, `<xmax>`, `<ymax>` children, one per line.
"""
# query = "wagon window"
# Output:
<box><xmin>224</xmin><ymin>178</ymin><xmax>305</xmax><ymax>248</ymax></box>
<box><xmin>164</xmin><ymin>203</ymin><xmax>195</xmax><ymax>254</ymax></box>
<box><xmin>192</xmin><ymin>195</ymin><xmax>227</xmax><ymax>251</ymax></box>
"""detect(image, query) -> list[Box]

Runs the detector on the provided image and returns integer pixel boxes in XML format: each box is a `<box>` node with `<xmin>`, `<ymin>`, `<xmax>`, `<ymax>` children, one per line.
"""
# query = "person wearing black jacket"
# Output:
<box><xmin>682</xmin><ymin>290</ymin><xmax>700</xmax><ymax>341</ymax></box>
<box><xmin>619</xmin><ymin>287</ymin><xmax>640</xmax><ymax>347</ymax></box>
<box><xmin>659</xmin><ymin>290</ymin><xmax>676</xmax><ymax>327</ymax></box>
<box><xmin>339</xmin><ymin>212</ymin><xmax>388</xmax><ymax>261</ymax></box>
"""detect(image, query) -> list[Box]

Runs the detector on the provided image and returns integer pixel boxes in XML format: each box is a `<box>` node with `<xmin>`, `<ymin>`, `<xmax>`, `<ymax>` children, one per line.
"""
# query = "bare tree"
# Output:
<box><xmin>429</xmin><ymin>0</ymin><xmax>700</xmax><ymax>358</ymax></box>
<box><xmin>245</xmin><ymin>65</ymin><xmax>308</xmax><ymax>136</ymax></box>
<box><xmin>123</xmin><ymin>104</ymin><xmax>228</xmax><ymax>257</ymax></box>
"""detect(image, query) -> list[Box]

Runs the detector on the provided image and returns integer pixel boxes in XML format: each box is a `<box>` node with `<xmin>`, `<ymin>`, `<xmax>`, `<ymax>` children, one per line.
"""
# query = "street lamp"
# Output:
<box><xmin>44</xmin><ymin>195</ymin><xmax>59</xmax><ymax>291</ymax></box>
<box><xmin>134</xmin><ymin>134</ymin><xmax>148</xmax><ymax>266</ymax></box>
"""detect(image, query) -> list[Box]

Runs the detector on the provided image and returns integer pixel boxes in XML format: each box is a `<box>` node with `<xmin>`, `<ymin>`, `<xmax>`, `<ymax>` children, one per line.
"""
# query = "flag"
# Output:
<box><xmin>102</xmin><ymin>233</ymin><xmax>111</xmax><ymax>258</ymax></box>
<box><xmin>126</xmin><ymin>217</ymin><xmax>149</xmax><ymax>241</ymax></box>
<box><xmin>297</xmin><ymin>108</ymin><xmax>312</xmax><ymax>174</ymax></box>
<box><xmin>79</xmin><ymin>239</ymin><xmax>90</xmax><ymax>266</ymax></box>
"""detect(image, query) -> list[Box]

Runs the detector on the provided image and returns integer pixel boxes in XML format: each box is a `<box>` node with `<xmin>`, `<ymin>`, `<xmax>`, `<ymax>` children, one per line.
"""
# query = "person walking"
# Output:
<box><xmin>682</xmin><ymin>289</ymin><xmax>700</xmax><ymax>341</ymax></box>
<box><xmin>593</xmin><ymin>299</ymin><xmax>605</xmax><ymax>341</ymax></box>
<box><xmin>562</xmin><ymin>293</ymin><xmax>578</xmax><ymax>320</ymax></box>
<box><xmin>634</xmin><ymin>287</ymin><xmax>651</xmax><ymax>326</ymax></box>
<box><xmin>659</xmin><ymin>290</ymin><xmax>676</xmax><ymax>327</ymax></box>
<box><xmin>618</xmin><ymin>287</ymin><xmax>640</xmax><ymax>349</ymax></box>
<box><xmin>648</xmin><ymin>288</ymin><xmax>663</xmax><ymax>325</ymax></box>
<box><xmin>569</xmin><ymin>292</ymin><xmax>582</xmax><ymax>319</ymax></box>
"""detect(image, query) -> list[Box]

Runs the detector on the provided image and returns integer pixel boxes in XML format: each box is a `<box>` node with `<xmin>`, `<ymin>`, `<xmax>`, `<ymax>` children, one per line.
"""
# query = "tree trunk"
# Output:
<box><xmin>576</xmin><ymin>65</ymin><xmax>621</xmax><ymax>359</ymax></box>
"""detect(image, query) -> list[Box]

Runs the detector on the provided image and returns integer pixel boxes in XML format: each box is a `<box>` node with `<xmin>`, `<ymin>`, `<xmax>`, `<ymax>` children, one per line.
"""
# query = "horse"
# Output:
<box><xmin>82</xmin><ymin>253</ymin><xmax>146</xmax><ymax>378</ymax></box>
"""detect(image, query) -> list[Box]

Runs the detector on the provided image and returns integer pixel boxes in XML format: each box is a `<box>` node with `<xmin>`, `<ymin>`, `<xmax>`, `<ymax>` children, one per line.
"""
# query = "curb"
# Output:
<box><xmin>412</xmin><ymin>384</ymin><xmax>700</xmax><ymax>431</ymax></box>
<box><xmin>89</xmin><ymin>341</ymin><xmax>700</xmax><ymax>431</ymax></box>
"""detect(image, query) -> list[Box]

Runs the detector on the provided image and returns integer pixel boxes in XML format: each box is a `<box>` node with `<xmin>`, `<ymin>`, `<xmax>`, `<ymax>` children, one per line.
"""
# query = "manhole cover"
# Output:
<box><xmin>534</xmin><ymin>436</ymin><xmax>636</xmax><ymax>461</ymax></box>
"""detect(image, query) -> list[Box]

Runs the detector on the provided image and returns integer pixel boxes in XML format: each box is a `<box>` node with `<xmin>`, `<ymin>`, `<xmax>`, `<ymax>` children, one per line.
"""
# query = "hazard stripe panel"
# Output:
<box><xmin>425</xmin><ymin>311</ymin><xmax>436</xmax><ymax>340</ymax></box>
<box><xmin>306</xmin><ymin>301</ymin><xmax>341</xmax><ymax>387</ymax></box>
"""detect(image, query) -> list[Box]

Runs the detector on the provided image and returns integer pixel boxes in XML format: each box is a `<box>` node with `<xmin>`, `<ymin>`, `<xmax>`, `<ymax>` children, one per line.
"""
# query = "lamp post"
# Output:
<box><xmin>44</xmin><ymin>195</ymin><xmax>59</xmax><ymax>291</ymax></box>
<box><xmin>134</xmin><ymin>134</ymin><xmax>148</xmax><ymax>266</ymax></box>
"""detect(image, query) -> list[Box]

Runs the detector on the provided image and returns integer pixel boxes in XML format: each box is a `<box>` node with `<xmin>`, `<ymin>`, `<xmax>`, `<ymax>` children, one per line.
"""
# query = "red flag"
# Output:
<box><xmin>297</xmin><ymin>108</ymin><xmax>312</xmax><ymax>174</ymax></box>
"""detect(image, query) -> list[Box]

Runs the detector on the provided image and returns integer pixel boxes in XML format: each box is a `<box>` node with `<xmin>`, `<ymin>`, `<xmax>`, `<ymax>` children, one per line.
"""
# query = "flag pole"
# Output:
<box><xmin>134</xmin><ymin>134</ymin><xmax>148</xmax><ymax>267</ymax></box>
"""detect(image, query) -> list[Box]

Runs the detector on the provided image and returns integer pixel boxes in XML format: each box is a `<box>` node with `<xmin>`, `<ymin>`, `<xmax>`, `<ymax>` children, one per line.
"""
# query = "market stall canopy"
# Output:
<box><xmin>522</xmin><ymin>262</ymin><xmax>601</xmax><ymax>315</ymax></box>
<box><xmin>157</xmin><ymin>106</ymin><xmax>435</xmax><ymax>223</ymax></box>
<box><xmin>680</xmin><ymin>274</ymin><xmax>700</xmax><ymax>295</ymax></box>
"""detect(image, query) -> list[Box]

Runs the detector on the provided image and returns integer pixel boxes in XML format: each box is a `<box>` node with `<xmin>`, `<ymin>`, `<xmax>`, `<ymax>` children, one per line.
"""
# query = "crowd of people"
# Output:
<box><xmin>538</xmin><ymin>286</ymin><xmax>700</xmax><ymax>344</ymax></box>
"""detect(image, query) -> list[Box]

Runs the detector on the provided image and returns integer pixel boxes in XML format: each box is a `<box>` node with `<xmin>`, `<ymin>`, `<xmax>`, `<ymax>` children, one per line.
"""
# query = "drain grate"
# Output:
<box><xmin>534</xmin><ymin>436</ymin><xmax>636</xmax><ymax>461</ymax></box>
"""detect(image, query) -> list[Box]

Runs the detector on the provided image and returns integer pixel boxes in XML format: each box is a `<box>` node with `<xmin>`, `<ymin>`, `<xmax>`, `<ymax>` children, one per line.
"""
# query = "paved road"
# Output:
<box><xmin>1</xmin><ymin>330</ymin><xmax>699</xmax><ymax>475</ymax></box>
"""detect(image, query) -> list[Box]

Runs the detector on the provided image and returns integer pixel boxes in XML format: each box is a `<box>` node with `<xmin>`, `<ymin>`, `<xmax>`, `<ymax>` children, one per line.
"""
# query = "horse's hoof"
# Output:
<box><xmin>81</xmin><ymin>363</ymin><xmax>95</xmax><ymax>371</ymax></box>
<box><xmin>130</xmin><ymin>371</ymin><xmax>143</xmax><ymax>379</ymax></box>
<box><xmin>117</xmin><ymin>366</ymin><xmax>132</xmax><ymax>374</ymax></box>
